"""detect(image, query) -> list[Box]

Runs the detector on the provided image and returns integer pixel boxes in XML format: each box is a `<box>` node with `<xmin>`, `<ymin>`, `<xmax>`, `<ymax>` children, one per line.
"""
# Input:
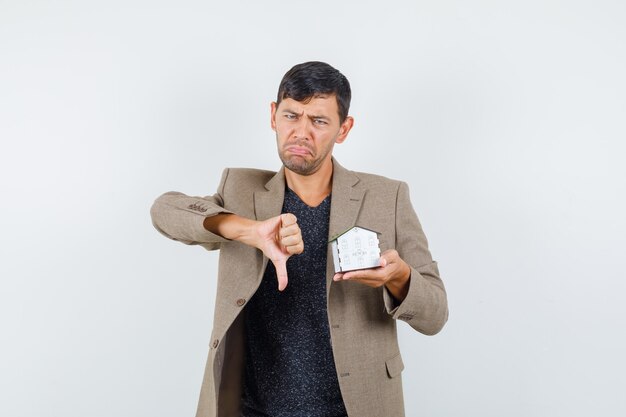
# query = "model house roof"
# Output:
<box><xmin>329</xmin><ymin>226</ymin><xmax>379</xmax><ymax>243</ymax></box>
<box><xmin>330</xmin><ymin>226</ymin><xmax>382</xmax><ymax>273</ymax></box>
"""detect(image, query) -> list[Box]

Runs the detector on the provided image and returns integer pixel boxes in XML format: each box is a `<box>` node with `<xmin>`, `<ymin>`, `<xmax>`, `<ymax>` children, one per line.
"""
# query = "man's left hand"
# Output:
<box><xmin>332</xmin><ymin>249</ymin><xmax>411</xmax><ymax>302</ymax></box>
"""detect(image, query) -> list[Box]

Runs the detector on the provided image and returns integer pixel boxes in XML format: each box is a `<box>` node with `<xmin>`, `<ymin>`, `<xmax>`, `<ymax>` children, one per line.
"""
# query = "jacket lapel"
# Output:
<box><xmin>253</xmin><ymin>167</ymin><xmax>286</xmax><ymax>222</ymax></box>
<box><xmin>327</xmin><ymin>158</ymin><xmax>365</xmax><ymax>294</ymax></box>
<box><xmin>251</xmin><ymin>159</ymin><xmax>365</xmax><ymax>293</ymax></box>
<box><xmin>253</xmin><ymin>159</ymin><xmax>364</xmax><ymax>233</ymax></box>
<box><xmin>328</xmin><ymin>158</ymin><xmax>365</xmax><ymax>243</ymax></box>
<box><xmin>252</xmin><ymin>168</ymin><xmax>286</xmax><ymax>285</ymax></box>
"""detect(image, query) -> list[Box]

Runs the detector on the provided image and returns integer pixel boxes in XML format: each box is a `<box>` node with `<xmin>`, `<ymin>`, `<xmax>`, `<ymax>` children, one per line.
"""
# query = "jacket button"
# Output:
<box><xmin>211</xmin><ymin>339</ymin><xmax>219</xmax><ymax>348</ymax></box>
<box><xmin>236</xmin><ymin>298</ymin><xmax>246</xmax><ymax>307</ymax></box>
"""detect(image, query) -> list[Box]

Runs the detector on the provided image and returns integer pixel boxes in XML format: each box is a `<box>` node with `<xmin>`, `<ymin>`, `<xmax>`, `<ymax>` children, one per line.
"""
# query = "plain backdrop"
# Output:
<box><xmin>1</xmin><ymin>1</ymin><xmax>625</xmax><ymax>416</ymax></box>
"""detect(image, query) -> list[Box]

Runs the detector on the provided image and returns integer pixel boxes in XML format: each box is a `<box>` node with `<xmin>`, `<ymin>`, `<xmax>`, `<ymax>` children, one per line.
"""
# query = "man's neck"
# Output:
<box><xmin>284</xmin><ymin>159</ymin><xmax>333</xmax><ymax>208</ymax></box>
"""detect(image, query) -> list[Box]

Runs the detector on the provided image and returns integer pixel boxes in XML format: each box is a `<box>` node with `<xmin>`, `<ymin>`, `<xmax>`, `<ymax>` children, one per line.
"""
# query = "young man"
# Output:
<box><xmin>150</xmin><ymin>61</ymin><xmax>448</xmax><ymax>417</ymax></box>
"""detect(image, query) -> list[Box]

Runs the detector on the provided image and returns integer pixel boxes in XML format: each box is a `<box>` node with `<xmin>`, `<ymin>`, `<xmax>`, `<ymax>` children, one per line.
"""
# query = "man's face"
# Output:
<box><xmin>271</xmin><ymin>95</ymin><xmax>353</xmax><ymax>176</ymax></box>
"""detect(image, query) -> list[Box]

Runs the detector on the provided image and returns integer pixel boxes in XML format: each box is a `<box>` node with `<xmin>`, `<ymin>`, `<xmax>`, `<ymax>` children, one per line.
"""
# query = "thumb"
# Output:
<box><xmin>274</xmin><ymin>257</ymin><xmax>289</xmax><ymax>291</ymax></box>
<box><xmin>280</xmin><ymin>212</ymin><xmax>297</xmax><ymax>227</ymax></box>
<box><xmin>379</xmin><ymin>249</ymin><xmax>398</xmax><ymax>268</ymax></box>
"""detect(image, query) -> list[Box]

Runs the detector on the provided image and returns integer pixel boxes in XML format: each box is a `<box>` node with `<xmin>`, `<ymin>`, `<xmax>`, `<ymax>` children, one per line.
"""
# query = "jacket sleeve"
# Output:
<box><xmin>382</xmin><ymin>181</ymin><xmax>449</xmax><ymax>335</ymax></box>
<box><xmin>150</xmin><ymin>168</ymin><xmax>234</xmax><ymax>251</ymax></box>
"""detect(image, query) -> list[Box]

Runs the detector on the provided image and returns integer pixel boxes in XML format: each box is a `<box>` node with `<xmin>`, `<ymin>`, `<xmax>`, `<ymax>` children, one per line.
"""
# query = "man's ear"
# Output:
<box><xmin>270</xmin><ymin>102</ymin><xmax>278</xmax><ymax>131</ymax></box>
<box><xmin>335</xmin><ymin>116</ymin><xmax>354</xmax><ymax>144</ymax></box>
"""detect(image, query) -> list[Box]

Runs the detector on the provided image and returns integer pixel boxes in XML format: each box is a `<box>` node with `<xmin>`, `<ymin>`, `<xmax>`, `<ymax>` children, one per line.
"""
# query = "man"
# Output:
<box><xmin>150</xmin><ymin>61</ymin><xmax>448</xmax><ymax>417</ymax></box>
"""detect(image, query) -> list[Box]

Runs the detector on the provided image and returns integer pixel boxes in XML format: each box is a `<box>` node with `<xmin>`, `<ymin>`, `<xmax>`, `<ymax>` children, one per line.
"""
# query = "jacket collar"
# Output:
<box><xmin>326</xmin><ymin>158</ymin><xmax>365</xmax><ymax>295</ymax></box>
<box><xmin>254</xmin><ymin>157</ymin><xmax>364</xmax><ymax>238</ymax></box>
<box><xmin>253</xmin><ymin>157</ymin><xmax>365</xmax><ymax>290</ymax></box>
<box><xmin>253</xmin><ymin>165</ymin><xmax>286</xmax><ymax>223</ymax></box>
<box><xmin>327</xmin><ymin>158</ymin><xmax>365</xmax><ymax>242</ymax></box>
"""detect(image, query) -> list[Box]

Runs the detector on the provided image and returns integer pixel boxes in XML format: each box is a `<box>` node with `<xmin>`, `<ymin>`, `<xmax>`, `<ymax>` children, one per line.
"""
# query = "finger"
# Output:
<box><xmin>280</xmin><ymin>223</ymin><xmax>301</xmax><ymax>238</ymax></box>
<box><xmin>344</xmin><ymin>271</ymin><xmax>389</xmax><ymax>286</ymax></box>
<box><xmin>348</xmin><ymin>274</ymin><xmax>384</xmax><ymax>283</ymax></box>
<box><xmin>280</xmin><ymin>213</ymin><xmax>297</xmax><ymax>227</ymax></box>
<box><xmin>273</xmin><ymin>258</ymin><xmax>289</xmax><ymax>291</ymax></box>
<box><xmin>380</xmin><ymin>249</ymin><xmax>399</xmax><ymax>265</ymax></box>
<box><xmin>342</xmin><ymin>267</ymin><xmax>385</xmax><ymax>281</ymax></box>
<box><xmin>281</xmin><ymin>234</ymin><xmax>302</xmax><ymax>247</ymax></box>
<box><xmin>285</xmin><ymin>241</ymin><xmax>304</xmax><ymax>255</ymax></box>
<box><xmin>333</xmin><ymin>273</ymin><xmax>344</xmax><ymax>281</ymax></box>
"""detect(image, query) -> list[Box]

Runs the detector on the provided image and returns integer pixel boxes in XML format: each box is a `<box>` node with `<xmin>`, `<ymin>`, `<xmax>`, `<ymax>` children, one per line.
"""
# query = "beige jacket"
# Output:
<box><xmin>150</xmin><ymin>159</ymin><xmax>448</xmax><ymax>417</ymax></box>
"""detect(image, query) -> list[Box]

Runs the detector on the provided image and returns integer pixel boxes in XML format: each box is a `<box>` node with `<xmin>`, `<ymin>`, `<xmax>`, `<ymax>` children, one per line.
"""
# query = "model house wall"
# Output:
<box><xmin>330</xmin><ymin>226</ymin><xmax>381</xmax><ymax>273</ymax></box>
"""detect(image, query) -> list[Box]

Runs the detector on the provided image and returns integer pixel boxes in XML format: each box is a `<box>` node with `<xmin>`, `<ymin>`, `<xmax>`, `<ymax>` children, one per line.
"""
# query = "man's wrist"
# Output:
<box><xmin>203</xmin><ymin>214</ymin><xmax>259</xmax><ymax>247</ymax></box>
<box><xmin>385</xmin><ymin>262</ymin><xmax>411</xmax><ymax>302</ymax></box>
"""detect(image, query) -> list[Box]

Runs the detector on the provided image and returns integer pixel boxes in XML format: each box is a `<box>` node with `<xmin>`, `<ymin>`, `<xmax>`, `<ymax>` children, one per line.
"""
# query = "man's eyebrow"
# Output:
<box><xmin>308</xmin><ymin>114</ymin><xmax>330</xmax><ymax>120</ymax></box>
<box><xmin>280</xmin><ymin>108</ymin><xmax>301</xmax><ymax>115</ymax></box>
<box><xmin>280</xmin><ymin>108</ymin><xmax>329</xmax><ymax>120</ymax></box>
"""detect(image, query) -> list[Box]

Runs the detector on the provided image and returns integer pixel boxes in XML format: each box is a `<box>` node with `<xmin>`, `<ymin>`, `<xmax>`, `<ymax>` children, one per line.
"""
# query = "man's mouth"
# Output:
<box><xmin>285</xmin><ymin>145</ymin><xmax>313</xmax><ymax>156</ymax></box>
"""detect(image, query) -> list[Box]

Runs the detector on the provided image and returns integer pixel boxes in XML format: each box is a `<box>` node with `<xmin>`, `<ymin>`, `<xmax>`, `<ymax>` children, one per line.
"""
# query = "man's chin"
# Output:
<box><xmin>281</xmin><ymin>156</ymin><xmax>318</xmax><ymax>176</ymax></box>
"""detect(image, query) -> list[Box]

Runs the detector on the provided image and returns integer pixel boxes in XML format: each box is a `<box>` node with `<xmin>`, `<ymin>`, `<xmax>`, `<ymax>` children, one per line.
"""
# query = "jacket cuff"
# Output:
<box><xmin>383</xmin><ymin>267</ymin><xmax>419</xmax><ymax>321</ymax></box>
<box><xmin>150</xmin><ymin>192</ymin><xmax>234</xmax><ymax>247</ymax></box>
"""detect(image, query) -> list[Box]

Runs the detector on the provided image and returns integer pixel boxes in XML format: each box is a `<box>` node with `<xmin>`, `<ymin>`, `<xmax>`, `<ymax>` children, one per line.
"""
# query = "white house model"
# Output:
<box><xmin>330</xmin><ymin>226</ymin><xmax>381</xmax><ymax>273</ymax></box>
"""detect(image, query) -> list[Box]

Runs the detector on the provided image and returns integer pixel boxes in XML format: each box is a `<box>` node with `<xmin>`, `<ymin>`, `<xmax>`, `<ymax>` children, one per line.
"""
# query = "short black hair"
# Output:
<box><xmin>276</xmin><ymin>61</ymin><xmax>351</xmax><ymax>123</ymax></box>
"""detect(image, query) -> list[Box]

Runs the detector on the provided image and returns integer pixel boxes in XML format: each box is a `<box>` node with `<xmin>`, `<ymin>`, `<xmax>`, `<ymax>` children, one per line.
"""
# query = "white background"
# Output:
<box><xmin>1</xmin><ymin>1</ymin><xmax>625</xmax><ymax>416</ymax></box>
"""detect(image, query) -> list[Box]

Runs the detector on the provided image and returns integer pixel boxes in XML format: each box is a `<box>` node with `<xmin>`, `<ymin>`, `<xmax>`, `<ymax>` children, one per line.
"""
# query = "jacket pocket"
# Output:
<box><xmin>385</xmin><ymin>352</ymin><xmax>405</xmax><ymax>378</ymax></box>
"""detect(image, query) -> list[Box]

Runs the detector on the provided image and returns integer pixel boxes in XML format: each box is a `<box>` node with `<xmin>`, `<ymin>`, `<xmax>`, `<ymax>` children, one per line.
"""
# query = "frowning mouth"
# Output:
<box><xmin>285</xmin><ymin>145</ymin><xmax>313</xmax><ymax>156</ymax></box>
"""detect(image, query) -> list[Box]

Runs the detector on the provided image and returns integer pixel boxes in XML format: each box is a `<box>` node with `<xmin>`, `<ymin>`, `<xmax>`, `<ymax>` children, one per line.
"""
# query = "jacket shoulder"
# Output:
<box><xmin>352</xmin><ymin>170</ymin><xmax>403</xmax><ymax>189</ymax></box>
<box><xmin>222</xmin><ymin>167</ymin><xmax>276</xmax><ymax>192</ymax></box>
<box><xmin>218</xmin><ymin>167</ymin><xmax>277</xmax><ymax>216</ymax></box>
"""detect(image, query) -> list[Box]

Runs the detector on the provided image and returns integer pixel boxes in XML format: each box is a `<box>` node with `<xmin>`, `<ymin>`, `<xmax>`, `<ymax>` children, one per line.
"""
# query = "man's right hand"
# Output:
<box><xmin>203</xmin><ymin>213</ymin><xmax>304</xmax><ymax>291</ymax></box>
<box><xmin>254</xmin><ymin>213</ymin><xmax>303</xmax><ymax>291</ymax></box>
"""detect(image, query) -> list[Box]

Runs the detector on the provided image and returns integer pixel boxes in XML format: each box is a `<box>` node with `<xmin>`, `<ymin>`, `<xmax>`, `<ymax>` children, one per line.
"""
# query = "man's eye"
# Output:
<box><xmin>314</xmin><ymin>119</ymin><xmax>327</xmax><ymax>125</ymax></box>
<box><xmin>285</xmin><ymin>114</ymin><xmax>296</xmax><ymax>120</ymax></box>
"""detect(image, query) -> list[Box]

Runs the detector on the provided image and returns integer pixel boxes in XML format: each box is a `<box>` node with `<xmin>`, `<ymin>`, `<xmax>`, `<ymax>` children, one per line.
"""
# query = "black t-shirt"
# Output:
<box><xmin>241</xmin><ymin>187</ymin><xmax>347</xmax><ymax>417</ymax></box>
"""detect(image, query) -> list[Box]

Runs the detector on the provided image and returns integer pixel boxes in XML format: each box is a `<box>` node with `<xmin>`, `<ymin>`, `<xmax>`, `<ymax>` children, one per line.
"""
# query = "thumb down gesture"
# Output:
<box><xmin>255</xmin><ymin>213</ymin><xmax>303</xmax><ymax>291</ymax></box>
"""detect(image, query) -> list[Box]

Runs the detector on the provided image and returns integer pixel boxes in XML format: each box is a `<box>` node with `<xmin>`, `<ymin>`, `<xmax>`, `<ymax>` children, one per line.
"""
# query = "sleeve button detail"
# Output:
<box><xmin>187</xmin><ymin>203</ymin><xmax>207</xmax><ymax>213</ymax></box>
<box><xmin>236</xmin><ymin>298</ymin><xmax>246</xmax><ymax>307</ymax></box>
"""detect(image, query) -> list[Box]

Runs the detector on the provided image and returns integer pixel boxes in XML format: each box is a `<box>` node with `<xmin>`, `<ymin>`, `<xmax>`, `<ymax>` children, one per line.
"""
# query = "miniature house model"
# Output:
<box><xmin>330</xmin><ymin>226</ymin><xmax>381</xmax><ymax>273</ymax></box>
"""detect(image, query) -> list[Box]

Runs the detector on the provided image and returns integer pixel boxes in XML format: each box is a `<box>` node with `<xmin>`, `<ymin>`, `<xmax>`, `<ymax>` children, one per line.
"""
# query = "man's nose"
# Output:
<box><xmin>293</xmin><ymin>117</ymin><xmax>312</xmax><ymax>140</ymax></box>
